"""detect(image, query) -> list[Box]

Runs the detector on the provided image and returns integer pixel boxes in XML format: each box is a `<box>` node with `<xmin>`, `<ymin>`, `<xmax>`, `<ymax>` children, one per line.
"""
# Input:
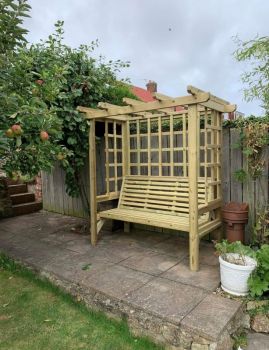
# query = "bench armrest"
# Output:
<box><xmin>198</xmin><ymin>199</ymin><xmax>222</xmax><ymax>215</ymax></box>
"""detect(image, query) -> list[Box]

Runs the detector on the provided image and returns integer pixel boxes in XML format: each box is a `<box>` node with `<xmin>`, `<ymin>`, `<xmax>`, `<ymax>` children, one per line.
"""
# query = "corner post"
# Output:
<box><xmin>188</xmin><ymin>104</ymin><xmax>200</xmax><ymax>271</ymax></box>
<box><xmin>89</xmin><ymin>120</ymin><xmax>97</xmax><ymax>245</ymax></box>
<box><xmin>122</xmin><ymin>119</ymin><xmax>130</xmax><ymax>233</ymax></box>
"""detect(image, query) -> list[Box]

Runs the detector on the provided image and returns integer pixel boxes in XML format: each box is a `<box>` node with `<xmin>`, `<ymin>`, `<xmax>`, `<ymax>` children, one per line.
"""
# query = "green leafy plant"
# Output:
<box><xmin>233</xmin><ymin>169</ymin><xmax>248</xmax><ymax>183</ymax></box>
<box><xmin>0</xmin><ymin>0</ymin><xmax>30</xmax><ymax>54</ymax></box>
<box><xmin>0</xmin><ymin>3</ymin><xmax>135</xmax><ymax>208</ymax></box>
<box><xmin>215</xmin><ymin>240</ymin><xmax>255</xmax><ymax>265</ymax></box>
<box><xmin>248</xmin><ymin>244</ymin><xmax>269</xmax><ymax>297</ymax></box>
<box><xmin>253</xmin><ymin>206</ymin><xmax>269</xmax><ymax>245</ymax></box>
<box><xmin>232</xmin><ymin>330</ymin><xmax>248</xmax><ymax>350</ymax></box>
<box><xmin>234</xmin><ymin>35</ymin><xmax>269</xmax><ymax>113</ymax></box>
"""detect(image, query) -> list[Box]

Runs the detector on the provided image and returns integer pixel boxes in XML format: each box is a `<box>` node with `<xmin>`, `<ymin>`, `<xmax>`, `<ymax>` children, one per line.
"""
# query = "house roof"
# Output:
<box><xmin>131</xmin><ymin>86</ymin><xmax>156</xmax><ymax>102</ymax></box>
<box><xmin>131</xmin><ymin>84</ymin><xmax>184</xmax><ymax>111</ymax></box>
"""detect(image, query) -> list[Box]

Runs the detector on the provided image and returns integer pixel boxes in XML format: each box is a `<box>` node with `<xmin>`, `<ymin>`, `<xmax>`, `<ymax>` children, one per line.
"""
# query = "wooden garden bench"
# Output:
<box><xmin>99</xmin><ymin>175</ymin><xmax>221</xmax><ymax>234</ymax></box>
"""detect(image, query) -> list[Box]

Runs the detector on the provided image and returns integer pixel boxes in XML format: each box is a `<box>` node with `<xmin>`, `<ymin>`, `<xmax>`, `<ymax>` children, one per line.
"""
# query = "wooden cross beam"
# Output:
<box><xmin>154</xmin><ymin>87</ymin><xmax>236</xmax><ymax>113</ymax></box>
<box><xmin>78</xmin><ymin>92</ymin><xmax>210</xmax><ymax>119</ymax></box>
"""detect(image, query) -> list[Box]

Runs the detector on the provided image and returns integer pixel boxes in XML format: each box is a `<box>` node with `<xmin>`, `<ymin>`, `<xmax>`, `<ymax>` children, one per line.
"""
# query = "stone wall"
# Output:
<box><xmin>0</xmin><ymin>177</ymin><xmax>13</xmax><ymax>218</ymax></box>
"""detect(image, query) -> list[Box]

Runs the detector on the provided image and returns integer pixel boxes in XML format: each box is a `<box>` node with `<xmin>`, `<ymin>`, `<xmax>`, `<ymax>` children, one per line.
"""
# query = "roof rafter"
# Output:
<box><xmin>78</xmin><ymin>92</ymin><xmax>210</xmax><ymax>119</ymax></box>
<box><xmin>122</xmin><ymin>98</ymin><xmax>172</xmax><ymax>115</ymax></box>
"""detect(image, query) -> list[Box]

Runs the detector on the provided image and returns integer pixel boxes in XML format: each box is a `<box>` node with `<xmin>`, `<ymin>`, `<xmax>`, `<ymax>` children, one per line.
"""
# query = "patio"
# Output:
<box><xmin>0</xmin><ymin>211</ymin><xmax>244</xmax><ymax>349</ymax></box>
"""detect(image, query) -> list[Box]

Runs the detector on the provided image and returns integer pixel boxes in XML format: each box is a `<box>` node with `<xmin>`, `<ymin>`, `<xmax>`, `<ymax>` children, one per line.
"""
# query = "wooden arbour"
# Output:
<box><xmin>78</xmin><ymin>85</ymin><xmax>236</xmax><ymax>271</ymax></box>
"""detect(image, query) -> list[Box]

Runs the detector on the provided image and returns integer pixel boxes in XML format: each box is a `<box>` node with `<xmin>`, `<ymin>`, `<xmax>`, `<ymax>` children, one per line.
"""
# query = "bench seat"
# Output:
<box><xmin>100</xmin><ymin>208</ymin><xmax>191</xmax><ymax>231</ymax></box>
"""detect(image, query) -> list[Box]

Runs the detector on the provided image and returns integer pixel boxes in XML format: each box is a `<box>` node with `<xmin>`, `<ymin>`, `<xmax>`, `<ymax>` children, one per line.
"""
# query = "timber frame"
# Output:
<box><xmin>78</xmin><ymin>85</ymin><xmax>236</xmax><ymax>271</ymax></box>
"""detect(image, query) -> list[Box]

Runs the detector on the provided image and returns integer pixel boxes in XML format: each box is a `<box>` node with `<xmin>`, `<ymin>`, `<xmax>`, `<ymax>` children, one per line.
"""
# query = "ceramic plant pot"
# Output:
<box><xmin>219</xmin><ymin>253</ymin><xmax>257</xmax><ymax>296</ymax></box>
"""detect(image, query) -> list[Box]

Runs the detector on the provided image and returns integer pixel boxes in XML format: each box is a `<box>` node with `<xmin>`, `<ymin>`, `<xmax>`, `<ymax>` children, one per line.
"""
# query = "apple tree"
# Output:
<box><xmin>0</xmin><ymin>5</ymin><xmax>135</xmax><ymax>207</ymax></box>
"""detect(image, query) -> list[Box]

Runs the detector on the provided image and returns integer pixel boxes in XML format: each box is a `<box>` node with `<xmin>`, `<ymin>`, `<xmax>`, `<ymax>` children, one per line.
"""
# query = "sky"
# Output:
<box><xmin>24</xmin><ymin>0</ymin><xmax>269</xmax><ymax>115</ymax></box>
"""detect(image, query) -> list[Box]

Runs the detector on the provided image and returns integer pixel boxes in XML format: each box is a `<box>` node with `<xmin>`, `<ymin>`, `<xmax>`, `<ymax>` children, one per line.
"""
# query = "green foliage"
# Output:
<box><xmin>0</xmin><ymin>0</ymin><xmax>30</xmax><ymax>54</ymax></box>
<box><xmin>232</xmin><ymin>330</ymin><xmax>248</xmax><ymax>350</ymax></box>
<box><xmin>253</xmin><ymin>206</ymin><xmax>269</xmax><ymax>245</ymax></box>
<box><xmin>234</xmin><ymin>35</ymin><xmax>269</xmax><ymax>113</ymax></box>
<box><xmin>248</xmin><ymin>244</ymin><xmax>269</xmax><ymax>297</ymax></box>
<box><xmin>215</xmin><ymin>240</ymin><xmax>256</xmax><ymax>260</ymax></box>
<box><xmin>230</xmin><ymin>117</ymin><xmax>269</xmax><ymax>180</ymax></box>
<box><xmin>247</xmin><ymin>300</ymin><xmax>269</xmax><ymax>317</ymax></box>
<box><xmin>0</xmin><ymin>12</ymin><xmax>135</xmax><ymax>203</ymax></box>
<box><xmin>233</xmin><ymin>169</ymin><xmax>248</xmax><ymax>183</ymax></box>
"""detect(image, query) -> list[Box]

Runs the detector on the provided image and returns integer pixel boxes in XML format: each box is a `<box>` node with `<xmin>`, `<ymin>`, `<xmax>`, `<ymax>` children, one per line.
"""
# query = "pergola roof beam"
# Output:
<box><xmin>78</xmin><ymin>92</ymin><xmax>210</xmax><ymax>119</ymax></box>
<box><xmin>123</xmin><ymin>97</ymin><xmax>172</xmax><ymax>115</ymax></box>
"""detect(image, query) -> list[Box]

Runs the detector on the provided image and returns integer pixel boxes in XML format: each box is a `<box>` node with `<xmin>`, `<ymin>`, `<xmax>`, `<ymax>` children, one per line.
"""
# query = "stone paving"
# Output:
<box><xmin>0</xmin><ymin>211</ymin><xmax>244</xmax><ymax>349</ymax></box>
<box><xmin>246</xmin><ymin>333</ymin><xmax>269</xmax><ymax>350</ymax></box>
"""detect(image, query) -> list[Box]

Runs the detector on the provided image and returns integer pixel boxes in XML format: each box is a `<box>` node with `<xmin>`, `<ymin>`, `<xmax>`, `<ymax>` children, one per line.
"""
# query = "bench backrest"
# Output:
<box><xmin>118</xmin><ymin>175</ymin><xmax>208</xmax><ymax>216</ymax></box>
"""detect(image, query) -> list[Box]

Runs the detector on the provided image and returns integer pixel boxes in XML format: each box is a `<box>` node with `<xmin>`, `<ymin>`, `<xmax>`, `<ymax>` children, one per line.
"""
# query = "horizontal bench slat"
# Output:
<box><xmin>121</xmin><ymin>192</ymin><xmax>205</xmax><ymax>203</ymax></box>
<box><xmin>121</xmin><ymin>201</ymin><xmax>190</xmax><ymax>212</ymax></box>
<box><xmin>99</xmin><ymin>208</ymin><xmax>190</xmax><ymax>231</ymax></box>
<box><xmin>121</xmin><ymin>188</ymin><xmax>206</xmax><ymax>198</ymax></box>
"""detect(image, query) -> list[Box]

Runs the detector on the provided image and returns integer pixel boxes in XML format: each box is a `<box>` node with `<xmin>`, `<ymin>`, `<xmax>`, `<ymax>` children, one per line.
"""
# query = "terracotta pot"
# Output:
<box><xmin>222</xmin><ymin>202</ymin><xmax>249</xmax><ymax>243</ymax></box>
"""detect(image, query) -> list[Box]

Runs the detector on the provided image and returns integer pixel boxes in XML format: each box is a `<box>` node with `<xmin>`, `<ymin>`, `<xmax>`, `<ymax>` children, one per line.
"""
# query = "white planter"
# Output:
<box><xmin>219</xmin><ymin>253</ymin><xmax>257</xmax><ymax>296</ymax></box>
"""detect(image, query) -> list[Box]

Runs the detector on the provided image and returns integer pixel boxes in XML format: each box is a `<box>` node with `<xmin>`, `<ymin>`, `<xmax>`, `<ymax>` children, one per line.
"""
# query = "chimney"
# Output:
<box><xmin>146</xmin><ymin>80</ymin><xmax>157</xmax><ymax>93</ymax></box>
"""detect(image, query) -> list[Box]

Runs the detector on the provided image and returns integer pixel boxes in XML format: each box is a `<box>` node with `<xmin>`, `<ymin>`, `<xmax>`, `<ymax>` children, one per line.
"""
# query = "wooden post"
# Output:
<box><xmin>89</xmin><ymin>120</ymin><xmax>98</xmax><ymax>245</ymax></box>
<box><xmin>211</xmin><ymin>111</ymin><xmax>223</xmax><ymax>241</ymax></box>
<box><xmin>122</xmin><ymin>120</ymin><xmax>130</xmax><ymax>233</ymax></box>
<box><xmin>188</xmin><ymin>104</ymin><xmax>200</xmax><ymax>271</ymax></box>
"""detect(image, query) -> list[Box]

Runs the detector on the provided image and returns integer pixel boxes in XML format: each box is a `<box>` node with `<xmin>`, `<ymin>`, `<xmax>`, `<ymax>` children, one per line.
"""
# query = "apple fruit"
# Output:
<box><xmin>5</xmin><ymin>128</ymin><xmax>14</xmax><ymax>138</ymax></box>
<box><xmin>57</xmin><ymin>153</ymin><xmax>65</xmax><ymax>160</ymax></box>
<box><xmin>11</xmin><ymin>124</ymin><xmax>22</xmax><ymax>136</ymax></box>
<box><xmin>40</xmin><ymin>131</ymin><xmax>49</xmax><ymax>141</ymax></box>
<box><xmin>36</xmin><ymin>79</ymin><xmax>44</xmax><ymax>85</ymax></box>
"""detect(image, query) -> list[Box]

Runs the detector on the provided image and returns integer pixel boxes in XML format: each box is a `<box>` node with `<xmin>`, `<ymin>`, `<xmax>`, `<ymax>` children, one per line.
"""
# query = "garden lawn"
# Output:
<box><xmin>0</xmin><ymin>256</ymin><xmax>161</xmax><ymax>350</ymax></box>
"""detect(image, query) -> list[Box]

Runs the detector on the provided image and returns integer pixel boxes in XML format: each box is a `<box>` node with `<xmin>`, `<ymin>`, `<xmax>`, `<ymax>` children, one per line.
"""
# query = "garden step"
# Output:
<box><xmin>12</xmin><ymin>201</ymin><xmax>42</xmax><ymax>216</ymax></box>
<box><xmin>6</xmin><ymin>178</ymin><xmax>23</xmax><ymax>186</ymax></box>
<box><xmin>8</xmin><ymin>183</ymin><xmax>27</xmax><ymax>195</ymax></box>
<box><xmin>11</xmin><ymin>192</ymin><xmax>35</xmax><ymax>205</ymax></box>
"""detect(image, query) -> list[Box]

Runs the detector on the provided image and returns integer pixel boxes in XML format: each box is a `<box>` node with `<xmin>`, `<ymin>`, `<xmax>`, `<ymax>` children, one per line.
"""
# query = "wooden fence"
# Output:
<box><xmin>42</xmin><ymin>128</ymin><xmax>268</xmax><ymax>239</ymax></box>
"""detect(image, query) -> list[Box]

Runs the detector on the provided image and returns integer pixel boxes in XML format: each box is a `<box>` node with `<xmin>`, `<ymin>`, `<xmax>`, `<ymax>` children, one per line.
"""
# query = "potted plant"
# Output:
<box><xmin>215</xmin><ymin>241</ymin><xmax>257</xmax><ymax>296</ymax></box>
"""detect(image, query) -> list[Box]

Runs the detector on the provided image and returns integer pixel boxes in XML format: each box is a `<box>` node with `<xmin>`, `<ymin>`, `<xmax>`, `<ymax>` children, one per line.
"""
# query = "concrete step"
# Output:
<box><xmin>11</xmin><ymin>192</ymin><xmax>35</xmax><ymax>205</ymax></box>
<box><xmin>8</xmin><ymin>183</ymin><xmax>27</xmax><ymax>195</ymax></box>
<box><xmin>12</xmin><ymin>201</ymin><xmax>42</xmax><ymax>216</ymax></box>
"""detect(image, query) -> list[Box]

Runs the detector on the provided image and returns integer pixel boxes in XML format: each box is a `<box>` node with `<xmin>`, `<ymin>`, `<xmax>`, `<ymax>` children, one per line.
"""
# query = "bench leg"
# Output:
<box><xmin>124</xmin><ymin>222</ymin><xmax>130</xmax><ymax>233</ymax></box>
<box><xmin>189</xmin><ymin>232</ymin><xmax>199</xmax><ymax>272</ymax></box>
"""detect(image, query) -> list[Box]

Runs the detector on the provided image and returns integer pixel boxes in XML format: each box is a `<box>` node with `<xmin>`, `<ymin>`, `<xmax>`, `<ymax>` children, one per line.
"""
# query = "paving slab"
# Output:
<box><xmin>44</xmin><ymin>252</ymin><xmax>115</xmax><ymax>284</ymax></box>
<box><xmin>101</xmin><ymin>229</ymin><xmax>172</xmax><ymax>250</ymax></box>
<box><xmin>181</xmin><ymin>294</ymin><xmax>242</xmax><ymax>341</ymax></box>
<box><xmin>246</xmin><ymin>332</ymin><xmax>269</xmax><ymax>350</ymax></box>
<box><xmin>120</xmin><ymin>250</ymin><xmax>179</xmax><ymax>276</ymax></box>
<box><xmin>196</xmin><ymin>243</ymin><xmax>219</xmax><ymax>266</ymax></box>
<box><xmin>151</xmin><ymin>236</ymin><xmax>190</xmax><ymax>258</ymax></box>
<box><xmin>83</xmin><ymin>264</ymin><xmax>153</xmax><ymax>299</ymax></box>
<box><xmin>41</xmin><ymin>230</ymin><xmax>84</xmax><ymax>244</ymax></box>
<box><xmin>1</xmin><ymin>211</ymin><xmax>85</xmax><ymax>235</ymax></box>
<box><xmin>126</xmin><ymin>277</ymin><xmax>207</xmax><ymax>323</ymax></box>
<box><xmin>161</xmin><ymin>258</ymin><xmax>220</xmax><ymax>291</ymax></box>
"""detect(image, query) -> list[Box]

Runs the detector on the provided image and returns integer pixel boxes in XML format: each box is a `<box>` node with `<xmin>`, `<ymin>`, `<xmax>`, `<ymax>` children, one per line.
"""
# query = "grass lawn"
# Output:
<box><xmin>0</xmin><ymin>255</ymin><xmax>162</xmax><ymax>350</ymax></box>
